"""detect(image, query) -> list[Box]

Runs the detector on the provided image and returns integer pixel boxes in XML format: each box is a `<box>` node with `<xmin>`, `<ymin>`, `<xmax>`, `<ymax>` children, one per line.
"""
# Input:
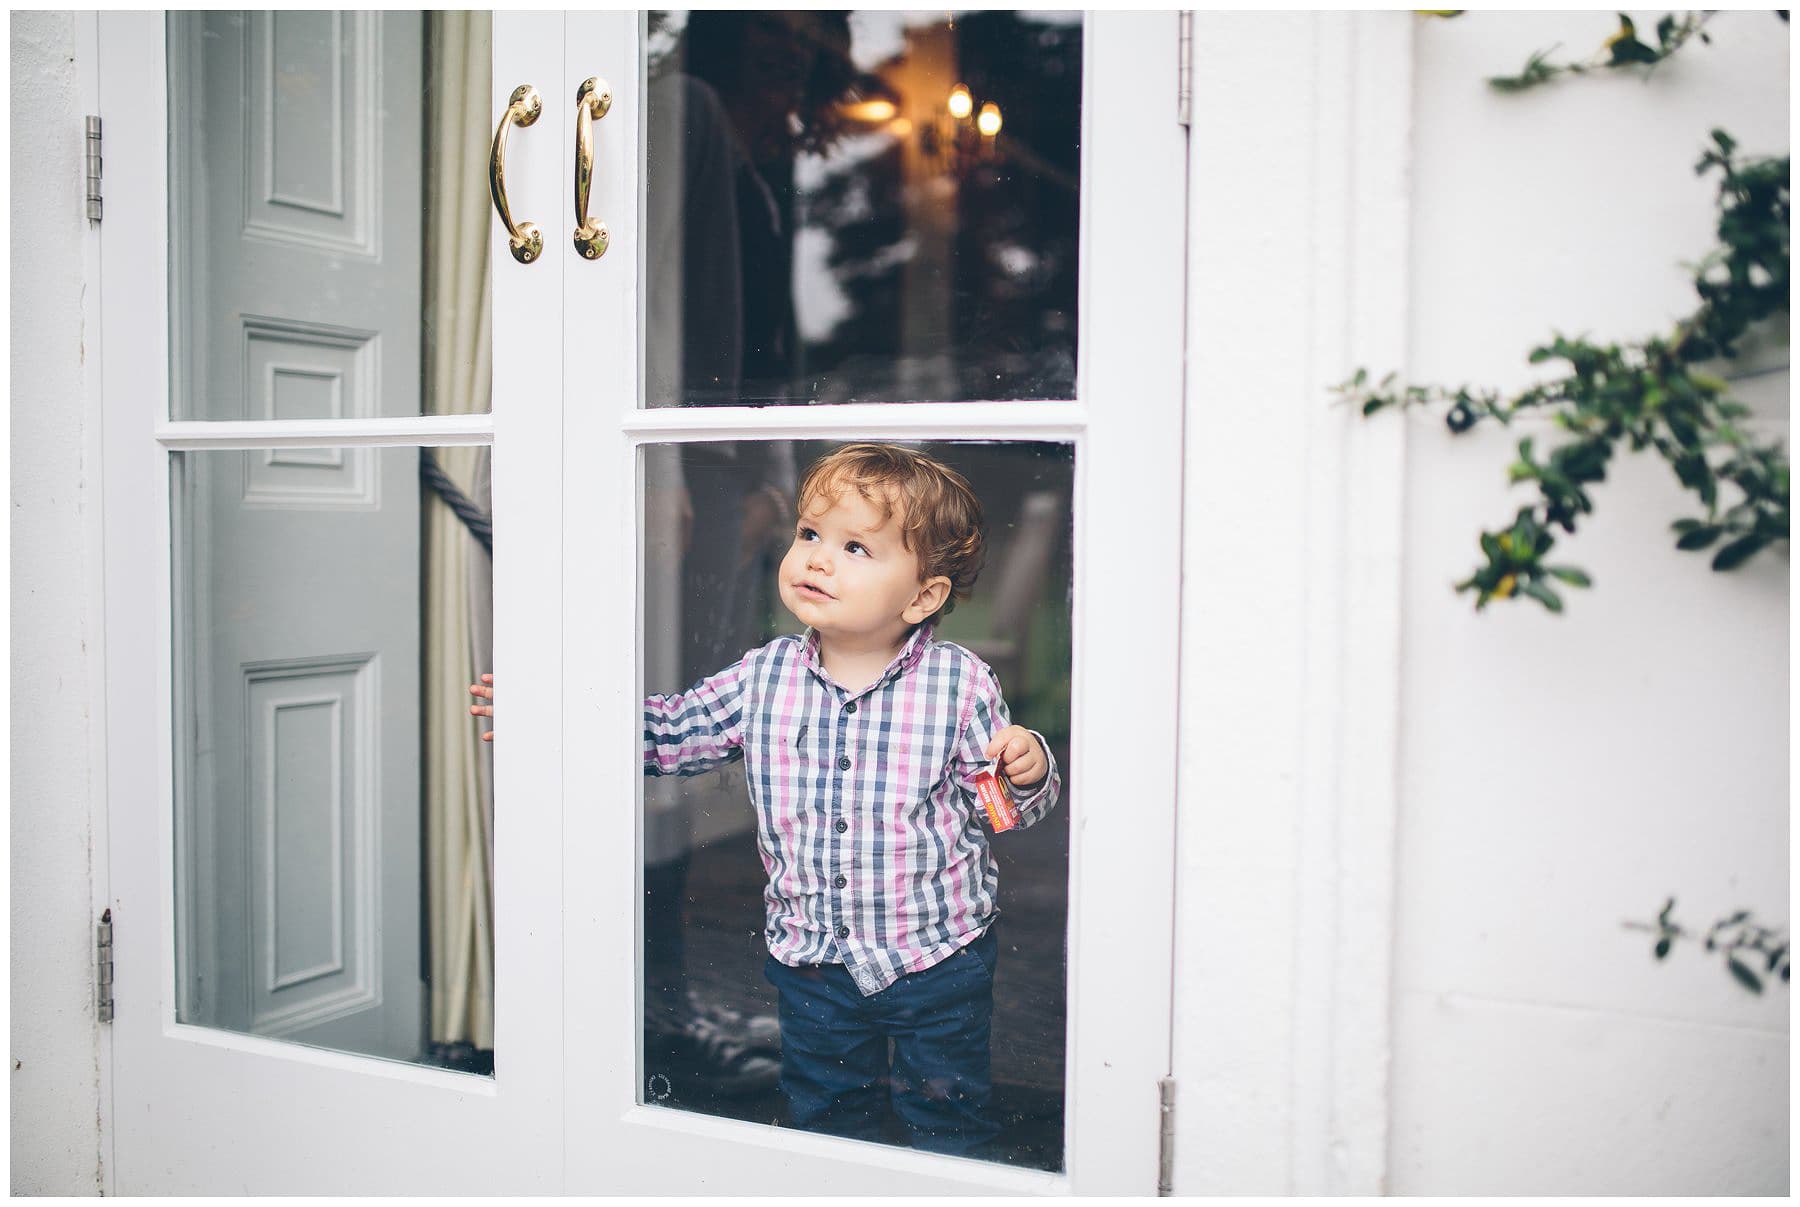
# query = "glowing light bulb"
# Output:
<box><xmin>947</xmin><ymin>84</ymin><xmax>973</xmax><ymax>120</ymax></box>
<box><xmin>842</xmin><ymin>98</ymin><xmax>897</xmax><ymax>123</ymax></box>
<box><xmin>976</xmin><ymin>102</ymin><xmax>1002</xmax><ymax>137</ymax></box>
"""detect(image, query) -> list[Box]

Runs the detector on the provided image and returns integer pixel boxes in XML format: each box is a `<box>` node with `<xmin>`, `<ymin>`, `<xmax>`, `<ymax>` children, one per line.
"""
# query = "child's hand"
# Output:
<box><xmin>467</xmin><ymin>673</ymin><xmax>495</xmax><ymax>742</ymax></box>
<box><xmin>985</xmin><ymin>725</ymin><xmax>1046</xmax><ymax>788</ymax></box>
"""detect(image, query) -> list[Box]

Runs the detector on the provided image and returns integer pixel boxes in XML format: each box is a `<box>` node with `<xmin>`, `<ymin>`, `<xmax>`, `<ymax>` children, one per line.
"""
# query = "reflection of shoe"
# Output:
<box><xmin>689</xmin><ymin>993</ymin><xmax>781</xmax><ymax>1054</ymax></box>
<box><xmin>649</xmin><ymin>1012</ymin><xmax>780</xmax><ymax>1098</ymax></box>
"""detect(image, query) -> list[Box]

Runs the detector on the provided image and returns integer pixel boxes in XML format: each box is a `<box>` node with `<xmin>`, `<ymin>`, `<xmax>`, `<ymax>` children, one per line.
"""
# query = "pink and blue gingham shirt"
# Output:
<box><xmin>644</xmin><ymin>623</ymin><xmax>1060</xmax><ymax>996</ymax></box>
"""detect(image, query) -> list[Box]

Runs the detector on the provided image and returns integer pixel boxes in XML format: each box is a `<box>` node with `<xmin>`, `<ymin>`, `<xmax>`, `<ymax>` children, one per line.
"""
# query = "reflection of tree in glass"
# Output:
<box><xmin>798</xmin><ymin>12</ymin><xmax>1083</xmax><ymax>403</ymax></box>
<box><xmin>798</xmin><ymin>136</ymin><xmax>908</xmax><ymax>401</ymax></box>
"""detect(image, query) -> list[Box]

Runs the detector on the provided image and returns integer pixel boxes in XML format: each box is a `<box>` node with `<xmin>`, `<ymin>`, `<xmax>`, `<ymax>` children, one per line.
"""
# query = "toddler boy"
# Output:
<box><xmin>644</xmin><ymin>442</ymin><xmax>1061</xmax><ymax>1156</ymax></box>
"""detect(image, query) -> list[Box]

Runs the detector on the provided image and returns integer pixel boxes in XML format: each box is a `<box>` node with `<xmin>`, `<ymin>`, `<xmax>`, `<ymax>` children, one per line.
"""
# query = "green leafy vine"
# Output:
<box><xmin>1625</xmin><ymin>898</ymin><xmax>1790</xmax><ymax>992</ymax></box>
<box><xmin>1385</xmin><ymin>16</ymin><xmax>1789</xmax><ymax>997</ymax></box>
<box><xmin>1486</xmin><ymin>11</ymin><xmax>1722</xmax><ymax>92</ymax></box>
<box><xmin>1332</xmin><ymin>130</ymin><xmax>1789</xmax><ymax>613</ymax></box>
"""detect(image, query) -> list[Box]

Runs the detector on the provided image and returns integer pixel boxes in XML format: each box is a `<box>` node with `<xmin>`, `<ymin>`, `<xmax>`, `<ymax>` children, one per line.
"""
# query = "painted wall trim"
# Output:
<box><xmin>1172</xmin><ymin>10</ymin><xmax>1412</xmax><ymax>1193</ymax></box>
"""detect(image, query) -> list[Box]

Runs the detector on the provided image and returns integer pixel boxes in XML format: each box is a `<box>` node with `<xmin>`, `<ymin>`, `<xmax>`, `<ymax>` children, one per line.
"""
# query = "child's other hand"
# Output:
<box><xmin>986</xmin><ymin>725</ymin><xmax>1045</xmax><ymax>787</ymax></box>
<box><xmin>467</xmin><ymin>673</ymin><xmax>495</xmax><ymax>742</ymax></box>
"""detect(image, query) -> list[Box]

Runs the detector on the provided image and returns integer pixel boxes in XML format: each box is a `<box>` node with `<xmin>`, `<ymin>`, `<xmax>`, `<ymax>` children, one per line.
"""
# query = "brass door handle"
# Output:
<box><xmin>573</xmin><ymin>77</ymin><xmax>612</xmax><ymax>260</ymax></box>
<box><xmin>489</xmin><ymin>84</ymin><xmax>544</xmax><ymax>265</ymax></box>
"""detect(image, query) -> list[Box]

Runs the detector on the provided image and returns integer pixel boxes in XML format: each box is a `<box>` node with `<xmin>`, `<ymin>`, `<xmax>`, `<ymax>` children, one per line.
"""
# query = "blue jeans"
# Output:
<box><xmin>764</xmin><ymin>927</ymin><xmax>1000</xmax><ymax>1156</ymax></box>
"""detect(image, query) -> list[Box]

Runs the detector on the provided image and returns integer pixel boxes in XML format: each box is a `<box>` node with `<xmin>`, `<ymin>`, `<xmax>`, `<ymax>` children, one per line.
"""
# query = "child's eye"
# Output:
<box><xmin>797</xmin><ymin>526</ymin><xmax>817</xmax><ymax>542</ymax></box>
<box><xmin>846</xmin><ymin>541</ymin><xmax>869</xmax><ymax>556</ymax></box>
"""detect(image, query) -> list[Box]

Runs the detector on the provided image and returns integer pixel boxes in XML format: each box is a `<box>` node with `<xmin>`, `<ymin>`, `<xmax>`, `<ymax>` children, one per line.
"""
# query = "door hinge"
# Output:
<box><xmin>1176</xmin><ymin>12</ymin><xmax>1193</xmax><ymax>128</ymax></box>
<box><xmin>1158</xmin><ymin>1075</ymin><xmax>1176</xmax><ymax>1195</ymax></box>
<box><xmin>96</xmin><ymin>908</ymin><xmax>114</xmax><ymax>1023</ymax></box>
<box><xmin>85</xmin><ymin>116</ymin><xmax>103</xmax><ymax>224</ymax></box>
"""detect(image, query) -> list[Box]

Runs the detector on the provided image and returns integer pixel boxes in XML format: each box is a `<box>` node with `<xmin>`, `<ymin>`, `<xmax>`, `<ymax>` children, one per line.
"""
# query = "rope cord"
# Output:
<box><xmin>419</xmin><ymin>448</ymin><xmax>493</xmax><ymax>555</ymax></box>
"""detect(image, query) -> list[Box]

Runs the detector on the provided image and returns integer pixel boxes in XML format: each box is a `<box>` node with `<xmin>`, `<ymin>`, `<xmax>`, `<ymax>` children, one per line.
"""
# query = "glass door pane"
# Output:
<box><xmin>168</xmin><ymin>11</ymin><xmax>494</xmax><ymax>421</ymax></box>
<box><xmin>642</xmin><ymin>11</ymin><xmax>1083</xmax><ymax>407</ymax></box>
<box><xmin>639</xmin><ymin>438</ymin><xmax>1074</xmax><ymax>1169</ymax></box>
<box><xmin>169</xmin><ymin>444</ymin><xmax>494</xmax><ymax>1072</ymax></box>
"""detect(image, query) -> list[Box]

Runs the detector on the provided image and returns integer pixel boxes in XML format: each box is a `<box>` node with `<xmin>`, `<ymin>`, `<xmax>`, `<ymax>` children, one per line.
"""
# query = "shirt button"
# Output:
<box><xmin>838</xmin><ymin>756</ymin><xmax>852</xmax><ymax>770</ymax></box>
<box><xmin>845</xmin><ymin>701</ymin><xmax>857</xmax><ymax>714</ymax></box>
<box><xmin>834</xmin><ymin>875</ymin><xmax>847</xmax><ymax>888</ymax></box>
<box><xmin>836</xmin><ymin>925</ymin><xmax>850</xmax><ymax>939</ymax></box>
<box><xmin>834</xmin><ymin>819</ymin><xmax>847</xmax><ymax>833</ymax></box>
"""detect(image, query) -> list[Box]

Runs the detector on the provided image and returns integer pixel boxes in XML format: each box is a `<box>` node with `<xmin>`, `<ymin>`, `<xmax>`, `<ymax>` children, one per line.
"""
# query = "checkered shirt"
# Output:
<box><xmin>644</xmin><ymin>623</ymin><xmax>1060</xmax><ymax>995</ymax></box>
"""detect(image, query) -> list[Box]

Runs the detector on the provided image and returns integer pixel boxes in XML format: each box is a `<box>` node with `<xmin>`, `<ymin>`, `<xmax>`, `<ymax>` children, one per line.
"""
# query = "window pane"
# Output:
<box><xmin>167</xmin><ymin>12</ymin><xmax>493</xmax><ymax>420</ymax></box>
<box><xmin>643</xmin><ymin>12</ymin><xmax>1083</xmax><ymax>407</ymax></box>
<box><xmin>170</xmin><ymin>445</ymin><xmax>495</xmax><ymax>1074</ymax></box>
<box><xmin>639</xmin><ymin>439</ymin><xmax>1071</xmax><ymax>1170</ymax></box>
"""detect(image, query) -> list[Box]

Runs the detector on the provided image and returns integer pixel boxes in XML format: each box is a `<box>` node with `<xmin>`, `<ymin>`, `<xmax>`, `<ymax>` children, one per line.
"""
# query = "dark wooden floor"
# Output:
<box><xmin>657</xmin><ymin>750</ymin><xmax>1072</xmax><ymax>1173</ymax></box>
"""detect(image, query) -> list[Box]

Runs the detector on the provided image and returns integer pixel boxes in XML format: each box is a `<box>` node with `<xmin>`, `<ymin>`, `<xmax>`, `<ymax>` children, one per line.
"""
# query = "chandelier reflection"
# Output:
<box><xmin>838</xmin><ymin>74</ymin><xmax>1002</xmax><ymax>180</ymax></box>
<box><xmin>921</xmin><ymin>81</ymin><xmax>1001</xmax><ymax>176</ymax></box>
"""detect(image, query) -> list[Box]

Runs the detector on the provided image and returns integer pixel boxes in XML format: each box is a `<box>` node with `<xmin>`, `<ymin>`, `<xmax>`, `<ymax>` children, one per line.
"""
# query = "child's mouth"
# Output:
<box><xmin>794</xmin><ymin>582</ymin><xmax>834</xmax><ymax>601</ymax></box>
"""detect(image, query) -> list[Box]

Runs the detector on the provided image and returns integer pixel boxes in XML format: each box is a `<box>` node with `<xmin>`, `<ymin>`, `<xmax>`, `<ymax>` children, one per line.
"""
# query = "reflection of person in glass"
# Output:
<box><xmin>635</xmin><ymin>10</ymin><xmax>858</xmax><ymax>1097</ymax></box>
<box><xmin>642</xmin><ymin>444</ymin><xmax>1062</xmax><ymax>1155</ymax></box>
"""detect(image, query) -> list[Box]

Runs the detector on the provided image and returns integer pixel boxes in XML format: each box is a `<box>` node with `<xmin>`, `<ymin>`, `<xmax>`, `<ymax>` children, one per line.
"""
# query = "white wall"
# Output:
<box><xmin>1175</xmin><ymin>8</ymin><xmax>1785</xmax><ymax>1197</ymax></box>
<box><xmin>9</xmin><ymin>9</ymin><xmax>106</xmax><ymax>1196</ymax></box>
<box><xmin>1394</xmin><ymin>10</ymin><xmax>1788</xmax><ymax>1195</ymax></box>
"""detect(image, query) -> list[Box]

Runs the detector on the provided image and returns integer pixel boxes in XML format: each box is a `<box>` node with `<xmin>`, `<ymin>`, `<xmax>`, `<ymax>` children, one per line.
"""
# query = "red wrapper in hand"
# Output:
<box><xmin>973</xmin><ymin>759</ymin><xmax>1021</xmax><ymax>832</ymax></box>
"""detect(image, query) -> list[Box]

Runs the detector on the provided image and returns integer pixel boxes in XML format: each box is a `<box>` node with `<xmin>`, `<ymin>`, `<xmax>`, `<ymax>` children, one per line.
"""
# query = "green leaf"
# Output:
<box><xmin>1545</xmin><ymin>565</ymin><xmax>1592</xmax><ymax>587</ymax></box>
<box><xmin>1520</xmin><ymin>579</ymin><xmax>1564</xmax><ymax>612</ymax></box>
<box><xmin>1676</xmin><ymin>525</ymin><xmax>1723</xmax><ymax>550</ymax></box>
<box><xmin>1671</xmin><ymin>518</ymin><xmax>1705</xmax><ymax>534</ymax></box>
<box><xmin>1655</xmin><ymin>936</ymin><xmax>1673</xmax><ymax>959</ymax></box>
<box><xmin>1672</xmin><ymin>452</ymin><xmax>1709</xmax><ymax>490</ymax></box>
<box><xmin>1712</xmin><ymin>533</ymin><xmax>1769</xmax><ymax>570</ymax></box>
<box><xmin>1728</xmin><ymin>956</ymin><xmax>1764</xmax><ymax>993</ymax></box>
<box><xmin>1765</xmin><ymin>944</ymin><xmax>1787</xmax><ymax>972</ymax></box>
<box><xmin>1608</xmin><ymin>32</ymin><xmax>1660</xmax><ymax>65</ymax></box>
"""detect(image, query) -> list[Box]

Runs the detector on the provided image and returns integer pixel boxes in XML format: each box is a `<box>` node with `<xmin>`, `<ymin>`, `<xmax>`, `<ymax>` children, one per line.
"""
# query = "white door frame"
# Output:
<box><xmin>97</xmin><ymin>11</ymin><xmax>570</xmax><ymax>1192</ymax></box>
<box><xmin>561</xmin><ymin>11</ymin><xmax>1188</xmax><ymax>1194</ymax></box>
<box><xmin>1172</xmin><ymin>11</ymin><xmax>1412</xmax><ymax>1194</ymax></box>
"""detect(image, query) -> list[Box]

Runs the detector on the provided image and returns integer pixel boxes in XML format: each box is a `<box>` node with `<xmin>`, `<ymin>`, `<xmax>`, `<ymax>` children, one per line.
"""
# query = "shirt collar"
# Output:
<box><xmin>800</xmin><ymin>623</ymin><xmax>936</xmax><ymax>693</ymax></box>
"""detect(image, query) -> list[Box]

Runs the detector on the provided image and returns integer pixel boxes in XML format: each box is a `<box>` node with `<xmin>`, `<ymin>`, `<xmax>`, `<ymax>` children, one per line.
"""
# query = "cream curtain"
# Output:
<box><xmin>422</xmin><ymin>11</ymin><xmax>495</xmax><ymax>1052</ymax></box>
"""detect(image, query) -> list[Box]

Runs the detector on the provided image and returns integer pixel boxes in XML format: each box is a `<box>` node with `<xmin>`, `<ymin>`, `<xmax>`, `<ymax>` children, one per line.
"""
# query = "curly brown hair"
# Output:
<box><xmin>797</xmin><ymin>443</ymin><xmax>986</xmax><ymax>622</ymax></box>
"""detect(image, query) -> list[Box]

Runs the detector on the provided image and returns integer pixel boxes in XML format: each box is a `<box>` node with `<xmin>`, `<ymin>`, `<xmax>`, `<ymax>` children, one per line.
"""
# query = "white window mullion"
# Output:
<box><xmin>617</xmin><ymin>400</ymin><xmax>1085</xmax><ymax>443</ymax></box>
<box><xmin>153</xmin><ymin>414</ymin><xmax>495</xmax><ymax>450</ymax></box>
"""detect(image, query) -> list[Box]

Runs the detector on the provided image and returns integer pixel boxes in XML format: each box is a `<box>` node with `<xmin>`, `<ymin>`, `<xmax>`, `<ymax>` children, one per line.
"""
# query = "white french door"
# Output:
<box><xmin>559</xmin><ymin>11</ymin><xmax>1185</xmax><ymax>1194</ymax></box>
<box><xmin>99</xmin><ymin>11</ymin><xmax>567</xmax><ymax>1193</ymax></box>
<box><xmin>99</xmin><ymin>9</ymin><xmax>1184</xmax><ymax>1195</ymax></box>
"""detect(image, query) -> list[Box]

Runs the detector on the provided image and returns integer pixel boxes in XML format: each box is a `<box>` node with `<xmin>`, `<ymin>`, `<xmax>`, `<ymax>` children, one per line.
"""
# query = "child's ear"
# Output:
<box><xmin>903</xmin><ymin>575</ymin><xmax>953</xmax><ymax>624</ymax></box>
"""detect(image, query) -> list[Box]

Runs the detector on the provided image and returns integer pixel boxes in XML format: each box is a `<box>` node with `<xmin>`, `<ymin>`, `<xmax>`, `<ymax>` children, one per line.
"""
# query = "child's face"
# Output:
<box><xmin>778</xmin><ymin>487</ymin><xmax>950</xmax><ymax>647</ymax></box>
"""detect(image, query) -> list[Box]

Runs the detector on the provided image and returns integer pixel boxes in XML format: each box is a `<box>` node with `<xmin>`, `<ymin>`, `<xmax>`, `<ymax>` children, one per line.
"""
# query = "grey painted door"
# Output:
<box><xmin>172</xmin><ymin>11</ymin><xmax>426</xmax><ymax>1061</ymax></box>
